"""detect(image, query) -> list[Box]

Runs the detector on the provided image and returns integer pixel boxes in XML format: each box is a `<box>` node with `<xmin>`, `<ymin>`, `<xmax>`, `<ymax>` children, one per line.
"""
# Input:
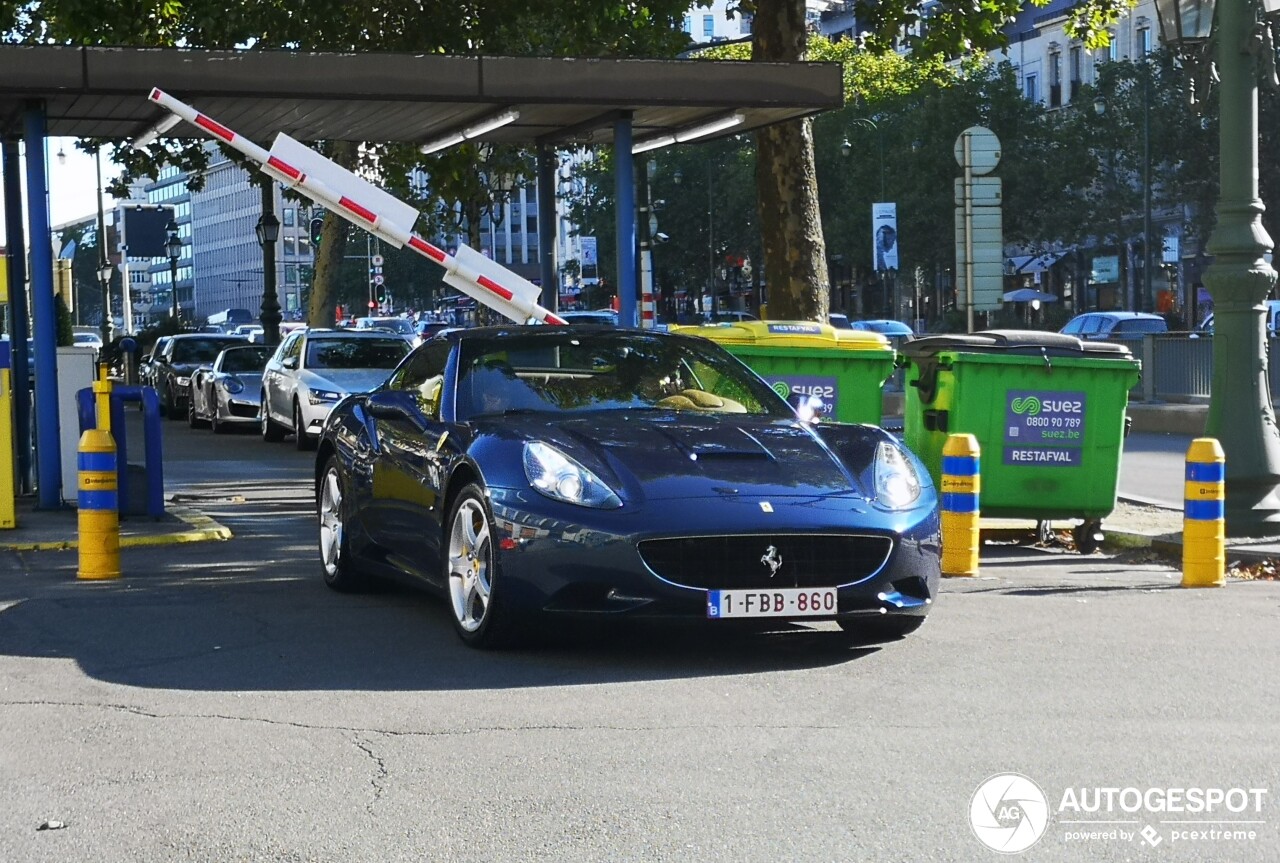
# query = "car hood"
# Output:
<box><xmin>303</xmin><ymin>368</ymin><xmax>392</xmax><ymax>394</ymax></box>
<box><xmin>488</xmin><ymin>412</ymin><xmax>868</xmax><ymax>501</ymax></box>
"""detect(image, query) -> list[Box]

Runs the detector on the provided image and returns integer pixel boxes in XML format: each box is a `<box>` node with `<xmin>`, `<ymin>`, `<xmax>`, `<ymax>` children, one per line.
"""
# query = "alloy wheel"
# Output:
<box><xmin>447</xmin><ymin>498</ymin><xmax>492</xmax><ymax>633</ymax></box>
<box><xmin>319</xmin><ymin>466</ymin><xmax>343</xmax><ymax>580</ymax></box>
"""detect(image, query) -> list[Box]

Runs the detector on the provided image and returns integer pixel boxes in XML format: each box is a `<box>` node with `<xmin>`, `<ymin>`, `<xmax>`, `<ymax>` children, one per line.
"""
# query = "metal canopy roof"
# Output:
<box><xmin>0</xmin><ymin>45</ymin><xmax>843</xmax><ymax>147</ymax></box>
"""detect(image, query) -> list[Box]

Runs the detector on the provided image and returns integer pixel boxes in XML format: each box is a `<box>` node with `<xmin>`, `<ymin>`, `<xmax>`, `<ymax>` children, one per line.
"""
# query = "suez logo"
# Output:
<box><xmin>969</xmin><ymin>774</ymin><xmax>1271</xmax><ymax>854</ymax></box>
<box><xmin>770</xmin><ymin>377</ymin><xmax>837</xmax><ymax>413</ymax></box>
<box><xmin>1010</xmin><ymin>396</ymin><xmax>1084</xmax><ymax>416</ymax></box>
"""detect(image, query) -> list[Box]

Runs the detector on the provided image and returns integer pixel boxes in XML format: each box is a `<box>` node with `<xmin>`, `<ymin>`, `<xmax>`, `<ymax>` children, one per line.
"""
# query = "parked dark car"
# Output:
<box><xmin>138</xmin><ymin>336</ymin><xmax>173</xmax><ymax>389</ymax></box>
<box><xmin>315</xmin><ymin>325</ymin><xmax>940</xmax><ymax>649</ymax></box>
<box><xmin>152</xmin><ymin>333</ymin><xmax>248</xmax><ymax>419</ymax></box>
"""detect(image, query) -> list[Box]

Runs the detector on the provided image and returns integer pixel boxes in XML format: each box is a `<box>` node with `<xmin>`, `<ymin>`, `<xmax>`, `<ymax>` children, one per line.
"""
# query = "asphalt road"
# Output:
<box><xmin>1119</xmin><ymin>431</ymin><xmax>1194</xmax><ymax>507</ymax></box>
<box><xmin>0</xmin><ymin>416</ymin><xmax>1276</xmax><ymax>862</ymax></box>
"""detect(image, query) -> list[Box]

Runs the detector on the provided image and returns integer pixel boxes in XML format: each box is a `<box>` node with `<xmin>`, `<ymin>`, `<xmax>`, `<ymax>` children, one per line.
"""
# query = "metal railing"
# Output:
<box><xmin>1117</xmin><ymin>331</ymin><xmax>1276</xmax><ymax>402</ymax></box>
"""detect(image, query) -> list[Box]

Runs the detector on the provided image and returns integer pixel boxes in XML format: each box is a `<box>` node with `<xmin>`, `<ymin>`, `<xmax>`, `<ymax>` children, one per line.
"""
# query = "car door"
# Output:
<box><xmin>265</xmin><ymin>332</ymin><xmax>302</xmax><ymax>426</ymax></box>
<box><xmin>364</xmin><ymin>341</ymin><xmax>453</xmax><ymax>578</ymax></box>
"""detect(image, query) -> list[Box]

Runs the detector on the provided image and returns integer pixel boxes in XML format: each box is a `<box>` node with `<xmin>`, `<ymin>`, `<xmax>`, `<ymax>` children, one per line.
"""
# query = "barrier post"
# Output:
<box><xmin>0</xmin><ymin>339</ymin><xmax>14</xmax><ymax>528</ymax></box>
<box><xmin>77</xmin><ymin>365</ymin><xmax>120</xmax><ymax>580</ymax></box>
<box><xmin>941</xmin><ymin>433</ymin><xmax>981</xmax><ymax>577</ymax></box>
<box><xmin>1182</xmin><ymin>437</ymin><xmax>1225</xmax><ymax>588</ymax></box>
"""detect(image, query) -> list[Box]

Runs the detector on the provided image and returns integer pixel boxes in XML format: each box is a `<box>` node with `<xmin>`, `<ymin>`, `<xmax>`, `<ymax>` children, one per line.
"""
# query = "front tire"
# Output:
<box><xmin>318</xmin><ymin>458</ymin><xmax>367</xmax><ymax>592</ymax></box>
<box><xmin>165</xmin><ymin>383</ymin><xmax>182</xmax><ymax>421</ymax></box>
<box><xmin>187</xmin><ymin>388</ymin><xmax>208</xmax><ymax>429</ymax></box>
<box><xmin>446</xmin><ymin>484</ymin><xmax>520</xmax><ymax>649</ymax></box>
<box><xmin>261</xmin><ymin>392</ymin><xmax>285</xmax><ymax>442</ymax></box>
<box><xmin>294</xmin><ymin>400</ymin><xmax>315</xmax><ymax>451</ymax></box>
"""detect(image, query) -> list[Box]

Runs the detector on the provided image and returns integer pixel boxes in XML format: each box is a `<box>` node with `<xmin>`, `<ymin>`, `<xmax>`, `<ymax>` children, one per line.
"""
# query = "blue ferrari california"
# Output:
<box><xmin>314</xmin><ymin>325</ymin><xmax>940</xmax><ymax>648</ymax></box>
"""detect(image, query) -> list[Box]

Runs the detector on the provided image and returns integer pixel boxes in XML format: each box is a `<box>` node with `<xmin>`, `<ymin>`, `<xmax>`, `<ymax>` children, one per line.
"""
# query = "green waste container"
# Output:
<box><xmin>672</xmin><ymin>320</ymin><xmax>896</xmax><ymax>424</ymax></box>
<box><xmin>901</xmin><ymin>329</ymin><xmax>1140</xmax><ymax>533</ymax></box>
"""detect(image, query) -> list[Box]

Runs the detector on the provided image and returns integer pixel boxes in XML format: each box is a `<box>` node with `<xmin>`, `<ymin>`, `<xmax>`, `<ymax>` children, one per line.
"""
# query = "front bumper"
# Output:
<box><xmin>299</xmin><ymin>398</ymin><xmax>338</xmax><ymax>437</ymax></box>
<box><xmin>218</xmin><ymin>391</ymin><xmax>264</xmax><ymax>424</ymax></box>
<box><xmin>486</xmin><ymin>489</ymin><xmax>941</xmax><ymax>623</ymax></box>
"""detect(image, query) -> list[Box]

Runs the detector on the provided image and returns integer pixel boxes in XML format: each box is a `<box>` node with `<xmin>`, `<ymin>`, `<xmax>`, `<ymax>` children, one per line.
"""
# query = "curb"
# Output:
<box><xmin>0</xmin><ymin>503</ymin><xmax>233</xmax><ymax>552</ymax></box>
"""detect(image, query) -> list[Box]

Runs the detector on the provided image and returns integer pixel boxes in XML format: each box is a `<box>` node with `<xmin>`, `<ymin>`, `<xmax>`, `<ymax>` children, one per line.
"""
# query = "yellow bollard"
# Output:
<box><xmin>77</xmin><ymin>369</ymin><xmax>120</xmax><ymax>580</ymax></box>
<box><xmin>941</xmin><ymin>433</ymin><xmax>981</xmax><ymax>577</ymax></box>
<box><xmin>1182</xmin><ymin>437</ymin><xmax>1225</xmax><ymax>588</ymax></box>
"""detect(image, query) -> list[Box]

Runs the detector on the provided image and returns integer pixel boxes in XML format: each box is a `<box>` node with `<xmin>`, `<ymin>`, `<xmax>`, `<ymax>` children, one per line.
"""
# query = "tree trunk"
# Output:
<box><xmin>306</xmin><ymin>140</ymin><xmax>357</xmax><ymax>327</ymax></box>
<box><xmin>752</xmin><ymin>0</ymin><xmax>829</xmax><ymax>323</ymax></box>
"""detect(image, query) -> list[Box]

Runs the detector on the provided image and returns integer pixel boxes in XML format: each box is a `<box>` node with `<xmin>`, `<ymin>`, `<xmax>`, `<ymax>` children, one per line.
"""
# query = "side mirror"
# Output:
<box><xmin>786</xmin><ymin>392</ymin><xmax>825</xmax><ymax>424</ymax></box>
<box><xmin>282</xmin><ymin>356</ymin><xmax>299</xmax><ymax>370</ymax></box>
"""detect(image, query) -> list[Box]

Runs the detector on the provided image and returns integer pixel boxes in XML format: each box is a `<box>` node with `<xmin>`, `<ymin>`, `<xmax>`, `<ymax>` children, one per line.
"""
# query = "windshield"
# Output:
<box><xmin>172</xmin><ymin>338</ymin><xmax>242</xmax><ymax>364</ymax></box>
<box><xmin>306</xmin><ymin>337</ymin><xmax>410</xmax><ymax>370</ymax></box>
<box><xmin>1114</xmin><ymin>319</ymin><xmax>1168</xmax><ymax>335</ymax></box>
<box><xmin>455</xmin><ymin>330</ymin><xmax>791</xmax><ymax>420</ymax></box>
<box><xmin>220</xmin><ymin>346</ymin><xmax>272</xmax><ymax>373</ymax></box>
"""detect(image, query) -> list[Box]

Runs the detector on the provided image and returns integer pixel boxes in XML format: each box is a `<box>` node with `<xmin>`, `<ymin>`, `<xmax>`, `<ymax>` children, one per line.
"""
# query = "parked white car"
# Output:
<box><xmin>260</xmin><ymin>328</ymin><xmax>411</xmax><ymax>449</ymax></box>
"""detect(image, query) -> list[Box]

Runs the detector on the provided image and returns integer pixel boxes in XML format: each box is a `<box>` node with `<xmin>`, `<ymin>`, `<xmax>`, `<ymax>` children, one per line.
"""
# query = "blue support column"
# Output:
<box><xmin>24</xmin><ymin>105</ymin><xmax>62</xmax><ymax>509</ymax></box>
<box><xmin>614</xmin><ymin>116</ymin><xmax>637</xmax><ymax>328</ymax></box>
<box><xmin>3</xmin><ymin>139</ymin><xmax>32</xmax><ymax>494</ymax></box>
<box><xmin>537</xmin><ymin>145</ymin><xmax>558</xmax><ymax>314</ymax></box>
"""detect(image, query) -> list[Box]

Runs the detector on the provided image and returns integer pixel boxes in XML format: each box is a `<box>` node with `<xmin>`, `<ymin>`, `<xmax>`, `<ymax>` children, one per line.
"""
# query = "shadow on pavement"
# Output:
<box><xmin>0</xmin><ymin>548</ymin><xmax>882</xmax><ymax>692</ymax></box>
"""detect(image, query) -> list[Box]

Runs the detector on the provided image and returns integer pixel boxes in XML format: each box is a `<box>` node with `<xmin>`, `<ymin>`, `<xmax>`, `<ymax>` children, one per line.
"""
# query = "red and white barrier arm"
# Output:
<box><xmin>143</xmin><ymin>88</ymin><xmax>566</xmax><ymax>326</ymax></box>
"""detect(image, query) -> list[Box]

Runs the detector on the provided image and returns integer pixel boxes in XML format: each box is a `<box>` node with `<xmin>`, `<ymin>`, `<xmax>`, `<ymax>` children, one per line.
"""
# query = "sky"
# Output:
<box><xmin>0</xmin><ymin>136</ymin><xmax>123</xmax><ymax>251</ymax></box>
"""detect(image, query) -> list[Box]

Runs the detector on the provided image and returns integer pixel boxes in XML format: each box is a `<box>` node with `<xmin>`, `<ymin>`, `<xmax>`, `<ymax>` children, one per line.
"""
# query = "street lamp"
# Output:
<box><xmin>843</xmin><ymin>119</ymin><xmax>891</xmax><ymax>316</ymax></box>
<box><xmin>255</xmin><ymin>181</ymin><xmax>282</xmax><ymax>347</ymax></box>
<box><xmin>1155</xmin><ymin>0</ymin><xmax>1280</xmax><ymax>534</ymax></box>
<box><xmin>840</xmin><ymin>117</ymin><xmax>885</xmax><ymax>200</ymax></box>
<box><xmin>1092</xmin><ymin>60</ymin><xmax>1155</xmax><ymax>313</ymax></box>
<box><xmin>93</xmin><ymin>147</ymin><xmax>114</xmax><ymax>344</ymax></box>
<box><xmin>165</xmin><ymin>219</ymin><xmax>182</xmax><ymax>326</ymax></box>
<box><xmin>673</xmin><ymin>165</ymin><xmax>718</xmax><ymax>317</ymax></box>
<box><xmin>97</xmin><ymin>260</ymin><xmax>113</xmax><ymax>343</ymax></box>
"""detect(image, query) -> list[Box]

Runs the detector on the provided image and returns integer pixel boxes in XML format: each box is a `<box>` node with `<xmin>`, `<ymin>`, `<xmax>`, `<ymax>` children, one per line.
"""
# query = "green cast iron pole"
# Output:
<box><xmin>1203</xmin><ymin>0</ymin><xmax>1280</xmax><ymax>535</ymax></box>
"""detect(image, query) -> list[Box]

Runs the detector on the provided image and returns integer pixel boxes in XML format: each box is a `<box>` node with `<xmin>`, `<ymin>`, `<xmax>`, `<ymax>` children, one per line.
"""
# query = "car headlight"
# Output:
<box><xmin>176</xmin><ymin>376</ymin><xmax>191</xmax><ymax>387</ymax></box>
<box><xmin>308</xmin><ymin>388</ymin><xmax>343</xmax><ymax>405</ymax></box>
<box><xmin>223</xmin><ymin>376</ymin><xmax>244</xmax><ymax>394</ymax></box>
<box><xmin>873</xmin><ymin>441</ymin><xmax>923</xmax><ymax>510</ymax></box>
<box><xmin>523</xmin><ymin>441</ymin><xmax>622</xmax><ymax>509</ymax></box>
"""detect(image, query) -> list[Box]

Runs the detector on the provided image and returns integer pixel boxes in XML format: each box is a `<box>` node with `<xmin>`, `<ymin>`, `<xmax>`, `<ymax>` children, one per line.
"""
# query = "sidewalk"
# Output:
<box><xmin>0</xmin><ymin>494</ymin><xmax>230</xmax><ymax>552</ymax></box>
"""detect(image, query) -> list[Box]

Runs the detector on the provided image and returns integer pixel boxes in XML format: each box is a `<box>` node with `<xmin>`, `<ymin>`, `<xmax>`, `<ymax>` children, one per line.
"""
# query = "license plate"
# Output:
<box><xmin>707</xmin><ymin>587</ymin><xmax>838</xmax><ymax>619</ymax></box>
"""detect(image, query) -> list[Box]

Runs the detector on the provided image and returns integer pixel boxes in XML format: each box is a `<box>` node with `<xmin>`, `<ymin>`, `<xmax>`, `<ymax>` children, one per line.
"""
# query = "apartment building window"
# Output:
<box><xmin>703</xmin><ymin>14</ymin><xmax>714</xmax><ymax>37</ymax></box>
<box><xmin>1070</xmin><ymin>46</ymin><xmax>1082</xmax><ymax>101</ymax></box>
<box><xmin>1138</xmin><ymin>26</ymin><xmax>1151</xmax><ymax>55</ymax></box>
<box><xmin>1024</xmin><ymin>73</ymin><xmax>1038</xmax><ymax>105</ymax></box>
<box><xmin>283</xmin><ymin>236</ymin><xmax>296</xmax><ymax>257</ymax></box>
<box><xmin>282</xmin><ymin>207</ymin><xmax>295</xmax><ymax>227</ymax></box>
<box><xmin>1049</xmin><ymin>52</ymin><xmax>1062</xmax><ymax>108</ymax></box>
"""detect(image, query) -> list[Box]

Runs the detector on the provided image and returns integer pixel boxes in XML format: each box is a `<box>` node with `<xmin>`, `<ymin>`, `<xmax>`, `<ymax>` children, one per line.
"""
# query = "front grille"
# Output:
<box><xmin>637</xmin><ymin>533</ymin><xmax>893</xmax><ymax>590</ymax></box>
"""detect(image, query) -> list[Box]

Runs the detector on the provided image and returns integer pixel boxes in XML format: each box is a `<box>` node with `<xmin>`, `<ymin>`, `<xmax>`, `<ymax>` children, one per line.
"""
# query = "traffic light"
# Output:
<box><xmin>310</xmin><ymin>216</ymin><xmax>324</xmax><ymax>246</ymax></box>
<box><xmin>374</xmin><ymin>283</ymin><xmax>386</xmax><ymax>303</ymax></box>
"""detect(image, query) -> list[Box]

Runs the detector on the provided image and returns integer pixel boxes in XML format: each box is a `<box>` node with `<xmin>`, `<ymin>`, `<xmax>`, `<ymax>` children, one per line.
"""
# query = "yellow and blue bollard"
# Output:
<box><xmin>77</xmin><ymin>367</ymin><xmax>120</xmax><ymax>580</ymax></box>
<box><xmin>1182</xmin><ymin>437</ymin><xmax>1225</xmax><ymax>588</ymax></box>
<box><xmin>941</xmin><ymin>433</ymin><xmax>981</xmax><ymax>577</ymax></box>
